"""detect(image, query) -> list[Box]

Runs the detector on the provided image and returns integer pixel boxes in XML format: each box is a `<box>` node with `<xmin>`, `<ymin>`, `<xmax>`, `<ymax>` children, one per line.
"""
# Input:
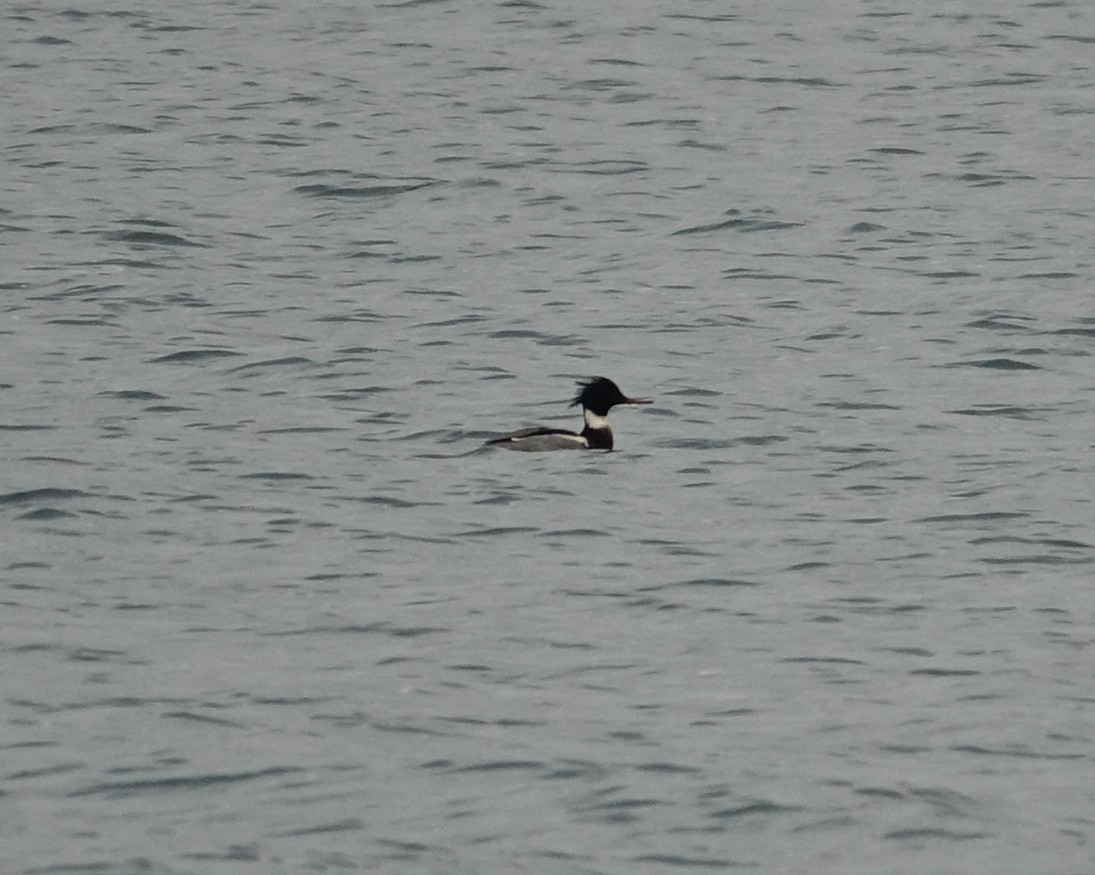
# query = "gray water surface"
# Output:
<box><xmin>3</xmin><ymin>1</ymin><xmax>1094</xmax><ymax>873</ymax></box>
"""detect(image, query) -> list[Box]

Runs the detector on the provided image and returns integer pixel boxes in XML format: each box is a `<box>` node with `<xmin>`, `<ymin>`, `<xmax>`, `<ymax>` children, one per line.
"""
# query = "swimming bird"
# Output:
<box><xmin>485</xmin><ymin>377</ymin><xmax>651</xmax><ymax>451</ymax></box>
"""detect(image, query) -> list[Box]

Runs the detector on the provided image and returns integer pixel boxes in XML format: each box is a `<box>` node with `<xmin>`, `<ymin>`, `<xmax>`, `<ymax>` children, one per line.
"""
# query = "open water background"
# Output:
<box><xmin>3</xmin><ymin>1</ymin><xmax>1095</xmax><ymax>873</ymax></box>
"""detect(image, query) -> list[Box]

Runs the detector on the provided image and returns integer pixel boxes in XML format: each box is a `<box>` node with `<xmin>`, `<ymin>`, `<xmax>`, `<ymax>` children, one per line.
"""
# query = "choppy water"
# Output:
<box><xmin>3</xmin><ymin>1</ymin><xmax>1095</xmax><ymax>873</ymax></box>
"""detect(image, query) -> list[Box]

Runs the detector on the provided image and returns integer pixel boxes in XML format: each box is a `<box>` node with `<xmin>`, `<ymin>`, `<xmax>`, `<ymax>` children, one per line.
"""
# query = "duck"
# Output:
<box><xmin>485</xmin><ymin>377</ymin><xmax>651</xmax><ymax>451</ymax></box>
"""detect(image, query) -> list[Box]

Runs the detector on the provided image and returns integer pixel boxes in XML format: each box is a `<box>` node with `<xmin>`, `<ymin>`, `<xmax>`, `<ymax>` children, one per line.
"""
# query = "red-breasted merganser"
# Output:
<box><xmin>486</xmin><ymin>377</ymin><xmax>652</xmax><ymax>451</ymax></box>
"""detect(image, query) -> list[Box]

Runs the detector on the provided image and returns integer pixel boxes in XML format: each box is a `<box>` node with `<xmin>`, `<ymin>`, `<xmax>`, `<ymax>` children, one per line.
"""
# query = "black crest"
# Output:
<box><xmin>571</xmin><ymin>377</ymin><xmax>630</xmax><ymax>416</ymax></box>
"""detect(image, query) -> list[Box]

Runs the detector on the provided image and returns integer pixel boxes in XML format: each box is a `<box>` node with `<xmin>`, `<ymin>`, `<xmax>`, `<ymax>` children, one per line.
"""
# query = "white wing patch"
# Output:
<box><xmin>488</xmin><ymin>429</ymin><xmax>589</xmax><ymax>451</ymax></box>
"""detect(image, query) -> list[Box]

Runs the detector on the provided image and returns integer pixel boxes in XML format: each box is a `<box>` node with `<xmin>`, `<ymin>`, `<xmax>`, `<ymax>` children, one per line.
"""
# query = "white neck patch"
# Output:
<box><xmin>583</xmin><ymin>409</ymin><xmax>610</xmax><ymax>430</ymax></box>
